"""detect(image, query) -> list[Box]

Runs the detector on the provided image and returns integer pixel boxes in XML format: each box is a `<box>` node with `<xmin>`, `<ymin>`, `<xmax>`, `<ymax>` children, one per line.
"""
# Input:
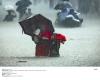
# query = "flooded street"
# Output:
<box><xmin>0</xmin><ymin>14</ymin><xmax>100</xmax><ymax>66</ymax></box>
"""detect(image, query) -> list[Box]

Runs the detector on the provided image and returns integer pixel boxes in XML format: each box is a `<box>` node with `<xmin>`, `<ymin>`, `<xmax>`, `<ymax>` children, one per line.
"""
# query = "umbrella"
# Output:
<box><xmin>19</xmin><ymin>14</ymin><xmax>55</xmax><ymax>37</ymax></box>
<box><xmin>4</xmin><ymin>5</ymin><xmax>14</xmax><ymax>11</ymax></box>
<box><xmin>54</xmin><ymin>2</ymin><xmax>72</xmax><ymax>10</ymax></box>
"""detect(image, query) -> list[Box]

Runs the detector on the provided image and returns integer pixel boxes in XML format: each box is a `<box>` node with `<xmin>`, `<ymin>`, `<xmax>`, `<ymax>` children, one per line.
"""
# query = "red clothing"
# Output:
<box><xmin>36</xmin><ymin>44</ymin><xmax>50</xmax><ymax>56</ymax></box>
<box><xmin>40</xmin><ymin>31</ymin><xmax>52</xmax><ymax>40</ymax></box>
<box><xmin>38</xmin><ymin>24</ymin><xmax>53</xmax><ymax>40</ymax></box>
<box><xmin>40</xmin><ymin>32</ymin><xmax>67</xmax><ymax>43</ymax></box>
<box><xmin>54</xmin><ymin>33</ymin><xmax>67</xmax><ymax>44</ymax></box>
<box><xmin>54</xmin><ymin>33</ymin><xmax>66</xmax><ymax>41</ymax></box>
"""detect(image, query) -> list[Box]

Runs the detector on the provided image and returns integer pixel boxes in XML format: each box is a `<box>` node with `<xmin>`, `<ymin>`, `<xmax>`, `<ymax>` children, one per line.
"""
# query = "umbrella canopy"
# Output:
<box><xmin>4</xmin><ymin>5</ymin><xmax>15</xmax><ymax>11</ymax></box>
<box><xmin>19</xmin><ymin>14</ymin><xmax>55</xmax><ymax>37</ymax></box>
<box><xmin>55</xmin><ymin>2</ymin><xmax>72</xmax><ymax>10</ymax></box>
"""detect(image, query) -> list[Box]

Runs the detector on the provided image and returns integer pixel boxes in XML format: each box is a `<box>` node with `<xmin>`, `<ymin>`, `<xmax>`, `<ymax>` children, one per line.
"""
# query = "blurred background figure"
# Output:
<box><xmin>3</xmin><ymin>5</ymin><xmax>16</xmax><ymax>21</ymax></box>
<box><xmin>3</xmin><ymin>10</ymin><xmax>16</xmax><ymax>21</ymax></box>
<box><xmin>21</xmin><ymin>8</ymin><xmax>33</xmax><ymax>20</ymax></box>
<box><xmin>26</xmin><ymin>8</ymin><xmax>32</xmax><ymax>17</ymax></box>
<box><xmin>16</xmin><ymin>0</ymin><xmax>32</xmax><ymax>20</ymax></box>
<box><xmin>55</xmin><ymin>0</ymin><xmax>73</xmax><ymax>11</ymax></box>
<box><xmin>54</xmin><ymin>0</ymin><xmax>83</xmax><ymax>27</ymax></box>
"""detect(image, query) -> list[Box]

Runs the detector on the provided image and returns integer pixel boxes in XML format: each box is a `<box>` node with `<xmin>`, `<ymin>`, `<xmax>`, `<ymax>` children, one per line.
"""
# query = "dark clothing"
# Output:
<box><xmin>3</xmin><ymin>10</ymin><xmax>16</xmax><ymax>21</ymax></box>
<box><xmin>49</xmin><ymin>40</ymin><xmax>60</xmax><ymax>57</ymax></box>
<box><xmin>16</xmin><ymin>0</ymin><xmax>32</xmax><ymax>19</ymax></box>
<box><xmin>3</xmin><ymin>15</ymin><xmax>16</xmax><ymax>21</ymax></box>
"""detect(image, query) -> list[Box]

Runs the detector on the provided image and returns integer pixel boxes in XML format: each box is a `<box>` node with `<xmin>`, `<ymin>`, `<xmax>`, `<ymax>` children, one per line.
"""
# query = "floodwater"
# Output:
<box><xmin>0</xmin><ymin>14</ymin><xmax>100</xmax><ymax>66</ymax></box>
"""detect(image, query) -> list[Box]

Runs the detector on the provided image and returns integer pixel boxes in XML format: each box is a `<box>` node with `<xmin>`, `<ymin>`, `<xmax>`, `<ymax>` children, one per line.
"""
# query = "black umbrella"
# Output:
<box><xmin>19</xmin><ymin>14</ymin><xmax>55</xmax><ymax>37</ymax></box>
<box><xmin>54</xmin><ymin>2</ymin><xmax>72</xmax><ymax>10</ymax></box>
